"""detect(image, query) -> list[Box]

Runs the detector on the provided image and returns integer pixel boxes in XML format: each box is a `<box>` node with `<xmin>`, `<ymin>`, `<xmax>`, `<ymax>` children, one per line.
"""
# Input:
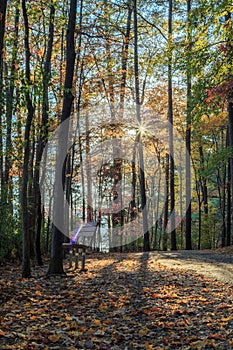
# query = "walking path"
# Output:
<box><xmin>151</xmin><ymin>248</ymin><xmax>233</xmax><ymax>285</ymax></box>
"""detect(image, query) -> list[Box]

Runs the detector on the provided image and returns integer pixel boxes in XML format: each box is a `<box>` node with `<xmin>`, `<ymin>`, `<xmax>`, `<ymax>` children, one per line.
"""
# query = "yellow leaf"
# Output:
<box><xmin>221</xmin><ymin>316</ymin><xmax>233</xmax><ymax>322</ymax></box>
<box><xmin>145</xmin><ymin>342</ymin><xmax>155</xmax><ymax>350</ymax></box>
<box><xmin>68</xmin><ymin>321</ymin><xmax>78</xmax><ymax>330</ymax></box>
<box><xmin>139</xmin><ymin>327</ymin><xmax>150</xmax><ymax>336</ymax></box>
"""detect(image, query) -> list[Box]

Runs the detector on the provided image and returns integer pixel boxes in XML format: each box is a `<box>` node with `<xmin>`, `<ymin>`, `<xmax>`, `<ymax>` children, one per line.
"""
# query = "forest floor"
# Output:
<box><xmin>0</xmin><ymin>248</ymin><xmax>233</xmax><ymax>350</ymax></box>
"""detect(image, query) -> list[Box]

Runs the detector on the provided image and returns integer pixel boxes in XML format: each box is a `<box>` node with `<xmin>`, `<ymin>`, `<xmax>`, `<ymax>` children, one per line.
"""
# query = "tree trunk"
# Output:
<box><xmin>28</xmin><ymin>125</ymin><xmax>36</xmax><ymax>260</ymax></box>
<box><xmin>0</xmin><ymin>0</ymin><xmax>7</xmax><ymax>229</ymax></box>
<box><xmin>221</xmin><ymin>167</ymin><xmax>226</xmax><ymax>247</ymax></box>
<box><xmin>179</xmin><ymin>163</ymin><xmax>184</xmax><ymax>249</ymax></box>
<box><xmin>154</xmin><ymin>149</ymin><xmax>162</xmax><ymax>250</ymax></box>
<box><xmin>36</xmin><ymin>193</ymin><xmax>43</xmax><ymax>265</ymax></box>
<box><xmin>227</xmin><ymin>159</ymin><xmax>231</xmax><ymax>245</ymax></box>
<box><xmin>21</xmin><ymin>0</ymin><xmax>35</xmax><ymax>278</ymax></box>
<box><xmin>185</xmin><ymin>0</ymin><xmax>192</xmax><ymax>250</ymax></box>
<box><xmin>199</xmin><ymin>145</ymin><xmax>208</xmax><ymax>215</ymax></box>
<box><xmin>47</xmin><ymin>0</ymin><xmax>77</xmax><ymax>275</ymax></box>
<box><xmin>133</xmin><ymin>0</ymin><xmax>150</xmax><ymax>251</ymax></box>
<box><xmin>168</xmin><ymin>0</ymin><xmax>177</xmax><ymax>251</ymax></box>
<box><xmin>228</xmin><ymin>100</ymin><xmax>233</xmax><ymax>242</ymax></box>
<box><xmin>5</xmin><ymin>6</ymin><xmax>19</xmax><ymax>188</ymax></box>
<box><xmin>34</xmin><ymin>3</ymin><xmax>56</xmax><ymax>266</ymax></box>
<box><xmin>130</xmin><ymin>139</ymin><xmax>137</xmax><ymax>221</ymax></box>
<box><xmin>0</xmin><ymin>0</ymin><xmax>7</xmax><ymax>68</ymax></box>
<box><xmin>119</xmin><ymin>0</ymin><xmax>132</xmax><ymax>118</ymax></box>
<box><xmin>163</xmin><ymin>154</ymin><xmax>169</xmax><ymax>251</ymax></box>
<box><xmin>226</xmin><ymin>11</ymin><xmax>233</xmax><ymax>246</ymax></box>
<box><xmin>198</xmin><ymin>196</ymin><xmax>202</xmax><ymax>250</ymax></box>
<box><xmin>1</xmin><ymin>5</ymin><xmax>18</xmax><ymax>230</ymax></box>
<box><xmin>86</xmin><ymin>114</ymin><xmax>93</xmax><ymax>222</ymax></box>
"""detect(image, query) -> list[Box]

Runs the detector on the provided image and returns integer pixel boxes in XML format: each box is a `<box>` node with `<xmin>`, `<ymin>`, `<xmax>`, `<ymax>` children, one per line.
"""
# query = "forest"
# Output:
<box><xmin>0</xmin><ymin>0</ymin><xmax>233</xmax><ymax>279</ymax></box>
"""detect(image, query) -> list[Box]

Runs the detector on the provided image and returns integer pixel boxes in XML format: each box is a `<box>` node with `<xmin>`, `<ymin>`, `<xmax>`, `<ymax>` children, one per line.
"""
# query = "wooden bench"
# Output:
<box><xmin>62</xmin><ymin>222</ymin><xmax>98</xmax><ymax>272</ymax></box>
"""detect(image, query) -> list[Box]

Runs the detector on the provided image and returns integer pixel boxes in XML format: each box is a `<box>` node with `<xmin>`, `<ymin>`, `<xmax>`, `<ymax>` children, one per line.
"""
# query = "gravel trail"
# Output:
<box><xmin>150</xmin><ymin>249</ymin><xmax>233</xmax><ymax>285</ymax></box>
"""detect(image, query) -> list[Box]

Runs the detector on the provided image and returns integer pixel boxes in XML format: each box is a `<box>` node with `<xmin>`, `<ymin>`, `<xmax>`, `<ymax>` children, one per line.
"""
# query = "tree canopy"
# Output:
<box><xmin>0</xmin><ymin>0</ymin><xmax>232</xmax><ymax>275</ymax></box>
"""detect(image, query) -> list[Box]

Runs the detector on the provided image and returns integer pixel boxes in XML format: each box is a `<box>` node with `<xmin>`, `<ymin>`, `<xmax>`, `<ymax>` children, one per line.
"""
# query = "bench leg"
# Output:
<box><xmin>69</xmin><ymin>249</ymin><xmax>73</xmax><ymax>269</ymax></box>
<box><xmin>80</xmin><ymin>248</ymin><xmax>86</xmax><ymax>272</ymax></box>
<box><xmin>74</xmin><ymin>249</ymin><xmax>79</xmax><ymax>269</ymax></box>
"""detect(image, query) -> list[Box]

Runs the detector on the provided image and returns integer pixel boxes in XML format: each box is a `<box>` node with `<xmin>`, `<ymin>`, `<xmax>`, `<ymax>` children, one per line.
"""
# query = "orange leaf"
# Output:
<box><xmin>208</xmin><ymin>334</ymin><xmax>225</xmax><ymax>340</ymax></box>
<box><xmin>30</xmin><ymin>315</ymin><xmax>38</xmax><ymax>320</ymax></box>
<box><xmin>152</xmin><ymin>293</ymin><xmax>161</xmax><ymax>298</ymax></box>
<box><xmin>151</xmin><ymin>307</ymin><xmax>161</xmax><ymax>313</ymax></box>
<box><xmin>99</xmin><ymin>303</ymin><xmax>108</xmax><ymax>311</ymax></box>
<box><xmin>93</xmin><ymin>319</ymin><xmax>101</xmax><ymax>326</ymax></box>
<box><xmin>103</xmin><ymin>319</ymin><xmax>112</xmax><ymax>325</ymax></box>
<box><xmin>48</xmin><ymin>334</ymin><xmax>60</xmax><ymax>342</ymax></box>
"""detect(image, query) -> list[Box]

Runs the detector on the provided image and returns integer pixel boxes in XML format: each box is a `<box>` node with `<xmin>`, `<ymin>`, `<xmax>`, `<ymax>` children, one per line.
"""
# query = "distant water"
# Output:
<box><xmin>99</xmin><ymin>216</ymin><xmax>110</xmax><ymax>252</ymax></box>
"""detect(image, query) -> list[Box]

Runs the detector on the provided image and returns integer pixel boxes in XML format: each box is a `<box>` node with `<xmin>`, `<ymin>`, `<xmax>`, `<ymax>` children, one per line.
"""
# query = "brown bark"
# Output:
<box><xmin>0</xmin><ymin>0</ymin><xmax>7</xmax><ymax>201</ymax></box>
<box><xmin>21</xmin><ymin>0</ymin><xmax>35</xmax><ymax>278</ymax></box>
<box><xmin>133</xmin><ymin>0</ymin><xmax>150</xmax><ymax>251</ymax></box>
<box><xmin>47</xmin><ymin>0</ymin><xmax>77</xmax><ymax>275</ymax></box>
<box><xmin>185</xmin><ymin>0</ymin><xmax>192</xmax><ymax>250</ymax></box>
<box><xmin>168</xmin><ymin>0</ymin><xmax>177</xmax><ymax>251</ymax></box>
<box><xmin>34</xmin><ymin>3</ymin><xmax>56</xmax><ymax>266</ymax></box>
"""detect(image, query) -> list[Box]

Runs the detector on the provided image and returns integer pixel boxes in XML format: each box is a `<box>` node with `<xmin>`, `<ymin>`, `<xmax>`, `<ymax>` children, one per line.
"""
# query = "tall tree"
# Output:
<box><xmin>168</xmin><ymin>0</ymin><xmax>177</xmax><ymax>250</ymax></box>
<box><xmin>133</xmin><ymin>0</ymin><xmax>150</xmax><ymax>251</ymax></box>
<box><xmin>21</xmin><ymin>0</ymin><xmax>35</xmax><ymax>277</ymax></box>
<box><xmin>34</xmin><ymin>2</ymin><xmax>56</xmax><ymax>266</ymax></box>
<box><xmin>225</xmin><ymin>11</ymin><xmax>233</xmax><ymax>246</ymax></box>
<box><xmin>185</xmin><ymin>0</ymin><xmax>192</xmax><ymax>250</ymax></box>
<box><xmin>4</xmin><ymin>6</ymin><xmax>19</xmax><ymax>191</ymax></box>
<box><xmin>162</xmin><ymin>153</ymin><xmax>169</xmax><ymax>251</ymax></box>
<box><xmin>1</xmin><ymin>0</ymin><xmax>16</xmax><ymax>240</ymax></box>
<box><xmin>47</xmin><ymin>0</ymin><xmax>77</xmax><ymax>275</ymax></box>
<box><xmin>0</xmin><ymin>0</ymin><xmax>7</xmax><ymax>217</ymax></box>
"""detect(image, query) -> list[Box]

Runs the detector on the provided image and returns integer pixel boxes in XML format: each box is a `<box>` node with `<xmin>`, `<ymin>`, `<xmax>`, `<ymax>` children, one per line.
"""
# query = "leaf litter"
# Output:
<box><xmin>0</xmin><ymin>252</ymin><xmax>232</xmax><ymax>349</ymax></box>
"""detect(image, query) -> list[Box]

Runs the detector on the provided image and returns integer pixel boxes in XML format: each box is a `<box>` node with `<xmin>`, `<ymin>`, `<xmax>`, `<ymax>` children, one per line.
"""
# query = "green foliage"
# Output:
<box><xmin>0</xmin><ymin>208</ymin><xmax>21</xmax><ymax>264</ymax></box>
<box><xmin>200</xmin><ymin>147</ymin><xmax>233</xmax><ymax>178</ymax></box>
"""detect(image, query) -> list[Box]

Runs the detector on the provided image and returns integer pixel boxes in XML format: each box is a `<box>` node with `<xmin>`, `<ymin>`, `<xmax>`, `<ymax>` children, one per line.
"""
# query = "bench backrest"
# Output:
<box><xmin>71</xmin><ymin>222</ymin><xmax>98</xmax><ymax>248</ymax></box>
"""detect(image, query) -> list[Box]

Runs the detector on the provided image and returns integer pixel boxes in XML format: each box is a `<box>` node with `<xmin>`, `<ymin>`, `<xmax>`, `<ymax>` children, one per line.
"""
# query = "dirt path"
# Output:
<box><xmin>150</xmin><ymin>249</ymin><xmax>233</xmax><ymax>285</ymax></box>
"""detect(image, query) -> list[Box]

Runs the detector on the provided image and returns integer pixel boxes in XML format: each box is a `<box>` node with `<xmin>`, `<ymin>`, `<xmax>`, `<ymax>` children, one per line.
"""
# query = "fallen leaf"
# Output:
<box><xmin>93</xmin><ymin>319</ymin><xmax>101</xmax><ymax>326</ymax></box>
<box><xmin>48</xmin><ymin>334</ymin><xmax>60</xmax><ymax>342</ymax></box>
